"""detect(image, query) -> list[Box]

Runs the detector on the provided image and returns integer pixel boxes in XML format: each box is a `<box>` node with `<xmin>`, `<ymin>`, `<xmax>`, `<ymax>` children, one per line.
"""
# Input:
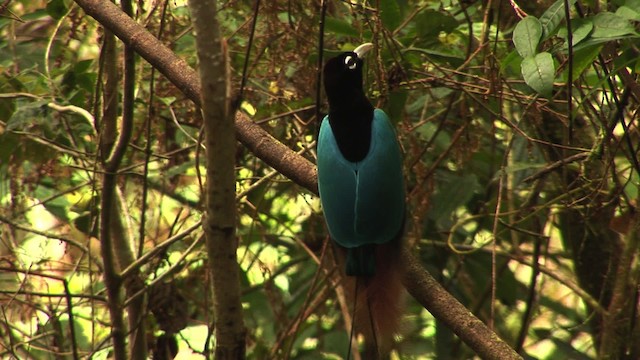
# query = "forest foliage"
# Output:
<box><xmin>0</xmin><ymin>0</ymin><xmax>639</xmax><ymax>359</ymax></box>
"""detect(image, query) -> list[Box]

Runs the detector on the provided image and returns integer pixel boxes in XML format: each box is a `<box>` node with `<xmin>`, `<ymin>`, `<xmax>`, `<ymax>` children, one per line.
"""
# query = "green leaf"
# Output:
<box><xmin>324</xmin><ymin>17</ymin><xmax>358</xmax><ymax>37</ymax></box>
<box><xmin>157</xmin><ymin>96</ymin><xmax>177</xmax><ymax>106</ymax></box>
<box><xmin>547</xmin><ymin>338</ymin><xmax>594</xmax><ymax>360</ymax></box>
<box><xmin>429</xmin><ymin>173</ymin><xmax>481</xmax><ymax>228</ymax></box>
<box><xmin>386</xmin><ymin>90</ymin><xmax>407</xmax><ymax>124</ymax></box>
<box><xmin>6</xmin><ymin>100</ymin><xmax>50</xmax><ymax>131</ymax></box>
<box><xmin>521</xmin><ymin>52</ymin><xmax>555</xmax><ymax>97</ymax></box>
<box><xmin>36</xmin><ymin>184</ymin><xmax>71</xmax><ymax>220</ymax></box>
<box><xmin>615</xmin><ymin>6</ymin><xmax>640</xmax><ymax>20</ymax></box>
<box><xmin>416</xmin><ymin>121</ymin><xmax>451</xmax><ymax>152</ymax></box>
<box><xmin>500</xmin><ymin>50</ymin><xmax>523</xmax><ymax>76</ymax></box>
<box><xmin>379</xmin><ymin>0</ymin><xmax>402</xmax><ymax>31</ymax></box>
<box><xmin>573</xmin><ymin>33</ymin><xmax>640</xmax><ymax>51</ymax></box>
<box><xmin>561</xmin><ymin>44</ymin><xmax>603</xmax><ymax>81</ymax></box>
<box><xmin>624</xmin><ymin>0</ymin><xmax>640</xmax><ymax>13</ymax></box>
<box><xmin>464</xmin><ymin>253</ymin><xmax>523</xmax><ymax>306</ymax></box>
<box><xmin>415</xmin><ymin>9</ymin><xmax>458</xmax><ymax>39</ymax></box>
<box><xmin>513</xmin><ymin>16</ymin><xmax>542</xmax><ymax>58</ymax></box>
<box><xmin>407</xmin><ymin>45</ymin><xmax>465</xmax><ymax>60</ymax></box>
<box><xmin>0</xmin><ymin>133</ymin><xmax>19</xmax><ymax>164</ymax></box>
<box><xmin>46</xmin><ymin>0</ymin><xmax>67</xmax><ymax>20</ymax></box>
<box><xmin>539</xmin><ymin>0</ymin><xmax>577</xmax><ymax>39</ymax></box>
<box><xmin>591</xmin><ymin>12</ymin><xmax>636</xmax><ymax>38</ymax></box>
<box><xmin>558</xmin><ymin>18</ymin><xmax>593</xmax><ymax>47</ymax></box>
<box><xmin>503</xmin><ymin>162</ymin><xmax>545</xmax><ymax>175</ymax></box>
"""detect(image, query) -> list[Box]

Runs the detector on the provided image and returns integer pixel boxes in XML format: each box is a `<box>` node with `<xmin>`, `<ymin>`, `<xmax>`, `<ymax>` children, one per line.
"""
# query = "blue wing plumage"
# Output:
<box><xmin>317</xmin><ymin>109</ymin><xmax>405</xmax><ymax>252</ymax></box>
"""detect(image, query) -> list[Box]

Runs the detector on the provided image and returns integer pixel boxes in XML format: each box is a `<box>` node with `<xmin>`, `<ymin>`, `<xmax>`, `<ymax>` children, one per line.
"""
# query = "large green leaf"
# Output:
<box><xmin>560</xmin><ymin>44</ymin><xmax>603</xmax><ymax>81</ymax></box>
<box><xmin>539</xmin><ymin>0</ymin><xmax>577</xmax><ymax>39</ymax></box>
<box><xmin>46</xmin><ymin>0</ymin><xmax>67</xmax><ymax>20</ymax></box>
<box><xmin>464</xmin><ymin>253</ymin><xmax>523</xmax><ymax>306</ymax></box>
<box><xmin>430</xmin><ymin>172</ymin><xmax>481</xmax><ymax>228</ymax></box>
<box><xmin>407</xmin><ymin>45</ymin><xmax>466</xmax><ymax>60</ymax></box>
<box><xmin>573</xmin><ymin>34</ymin><xmax>640</xmax><ymax>51</ymax></box>
<box><xmin>324</xmin><ymin>17</ymin><xmax>358</xmax><ymax>37</ymax></box>
<box><xmin>521</xmin><ymin>52</ymin><xmax>555</xmax><ymax>97</ymax></box>
<box><xmin>623</xmin><ymin>0</ymin><xmax>640</xmax><ymax>13</ymax></box>
<box><xmin>386</xmin><ymin>90</ymin><xmax>407</xmax><ymax>124</ymax></box>
<box><xmin>570</xmin><ymin>18</ymin><xmax>594</xmax><ymax>46</ymax></box>
<box><xmin>6</xmin><ymin>100</ymin><xmax>51</xmax><ymax>131</ymax></box>
<box><xmin>415</xmin><ymin>9</ymin><xmax>458</xmax><ymax>40</ymax></box>
<box><xmin>591</xmin><ymin>12</ymin><xmax>636</xmax><ymax>38</ymax></box>
<box><xmin>546</xmin><ymin>338</ymin><xmax>594</xmax><ymax>360</ymax></box>
<box><xmin>615</xmin><ymin>5</ymin><xmax>640</xmax><ymax>20</ymax></box>
<box><xmin>513</xmin><ymin>16</ymin><xmax>542</xmax><ymax>58</ymax></box>
<box><xmin>500</xmin><ymin>50</ymin><xmax>523</xmax><ymax>76</ymax></box>
<box><xmin>379</xmin><ymin>0</ymin><xmax>402</xmax><ymax>31</ymax></box>
<box><xmin>558</xmin><ymin>18</ymin><xmax>593</xmax><ymax>47</ymax></box>
<box><xmin>416</xmin><ymin>121</ymin><xmax>451</xmax><ymax>152</ymax></box>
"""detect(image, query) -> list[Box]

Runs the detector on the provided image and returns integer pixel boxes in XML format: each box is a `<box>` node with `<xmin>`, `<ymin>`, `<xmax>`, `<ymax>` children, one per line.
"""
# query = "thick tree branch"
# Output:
<box><xmin>73</xmin><ymin>0</ymin><xmax>520</xmax><ymax>357</ymax></box>
<box><xmin>188</xmin><ymin>0</ymin><xmax>246</xmax><ymax>357</ymax></box>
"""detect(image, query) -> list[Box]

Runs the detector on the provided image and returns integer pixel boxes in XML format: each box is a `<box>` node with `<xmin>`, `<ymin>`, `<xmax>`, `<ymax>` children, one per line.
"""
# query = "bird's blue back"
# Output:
<box><xmin>317</xmin><ymin>109</ymin><xmax>405</xmax><ymax>268</ymax></box>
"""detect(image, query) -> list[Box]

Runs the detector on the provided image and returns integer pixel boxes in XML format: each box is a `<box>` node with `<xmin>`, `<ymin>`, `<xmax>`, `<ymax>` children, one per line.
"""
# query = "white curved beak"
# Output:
<box><xmin>353</xmin><ymin>43</ymin><xmax>374</xmax><ymax>58</ymax></box>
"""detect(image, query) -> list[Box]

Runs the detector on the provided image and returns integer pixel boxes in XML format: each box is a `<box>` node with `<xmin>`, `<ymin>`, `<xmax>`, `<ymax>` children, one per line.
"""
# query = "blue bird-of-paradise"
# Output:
<box><xmin>317</xmin><ymin>42</ymin><xmax>406</xmax><ymax>355</ymax></box>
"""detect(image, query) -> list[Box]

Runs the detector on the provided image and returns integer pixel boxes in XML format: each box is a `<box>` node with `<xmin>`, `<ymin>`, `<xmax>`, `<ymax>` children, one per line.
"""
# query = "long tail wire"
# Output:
<box><xmin>366</xmin><ymin>278</ymin><xmax>380</xmax><ymax>355</ymax></box>
<box><xmin>347</xmin><ymin>276</ymin><xmax>359</xmax><ymax>360</ymax></box>
<box><xmin>347</xmin><ymin>277</ymin><xmax>381</xmax><ymax>359</ymax></box>
<box><xmin>237</xmin><ymin>0</ymin><xmax>261</xmax><ymax>103</ymax></box>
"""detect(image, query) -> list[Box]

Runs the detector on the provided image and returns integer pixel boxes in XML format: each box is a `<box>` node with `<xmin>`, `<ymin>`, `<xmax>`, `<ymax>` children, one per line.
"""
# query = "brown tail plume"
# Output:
<box><xmin>343</xmin><ymin>241</ymin><xmax>405</xmax><ymax>358</ymax></box>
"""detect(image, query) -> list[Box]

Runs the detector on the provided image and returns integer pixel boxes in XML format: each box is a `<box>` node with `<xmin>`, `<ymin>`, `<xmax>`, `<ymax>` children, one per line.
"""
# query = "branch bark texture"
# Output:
<box><xmin>599</xmin><ymin>209</ymin><xmax>640</xmax><ymax>359</ymax></box>
<box><xmin>187</xmin><ymin>0</ymin><xmax>246</xmax><ymax>358</ymax></box>
<box><xmin>74</xmin><ymin>0</ymin><xmax>520</xmax><ymax>357</ymax></box>
<box><xmin>97</xmin><ymin>28</ymin><xmax>127</xmax><ymax>360</ymax></box>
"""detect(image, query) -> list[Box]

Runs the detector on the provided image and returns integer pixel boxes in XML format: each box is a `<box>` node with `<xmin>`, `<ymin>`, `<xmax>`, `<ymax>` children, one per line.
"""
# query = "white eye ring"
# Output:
<box><xmin>344</xmin><ymin>55</ymin><xmax>357</xmax><ymax>70</ymax></box>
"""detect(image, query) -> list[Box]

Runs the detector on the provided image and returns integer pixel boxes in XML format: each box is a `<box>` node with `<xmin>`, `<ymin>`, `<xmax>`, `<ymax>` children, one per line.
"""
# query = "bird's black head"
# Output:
<box><xmin>322</xmin><ymin>43</ymin><xmax>375</xmax><ymax>162</ymax></box>
<box><xmin>323</xmin><ymin>43</ymin><xmax>373</xmax><ymax>107</ymax></box>
<box><xmin>323</xmin><ymin>51</ymin><xmax>364</xmax><ymax>102</ymax></box>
